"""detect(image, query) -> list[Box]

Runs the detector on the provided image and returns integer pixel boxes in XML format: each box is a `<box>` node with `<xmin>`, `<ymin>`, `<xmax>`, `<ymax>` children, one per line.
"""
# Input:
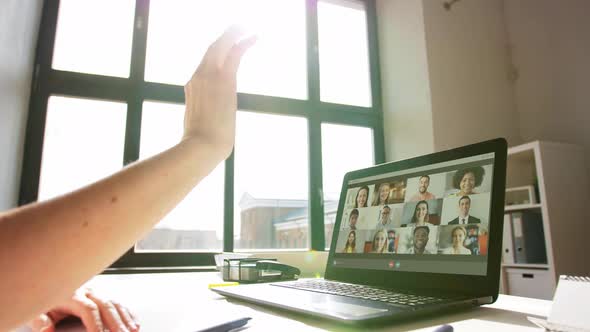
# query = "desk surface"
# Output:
<box><xmin>61</xmin><ymin>272</ymin><xmax>549</xmax><ymax>331</ymax></box>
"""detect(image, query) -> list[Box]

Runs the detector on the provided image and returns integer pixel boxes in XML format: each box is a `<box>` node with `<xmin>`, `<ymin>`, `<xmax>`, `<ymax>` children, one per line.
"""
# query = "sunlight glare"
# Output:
<box><xmin>145</xmin><ymin>0</ymin><xmax>307</xmax><ymax>99</ymax></box>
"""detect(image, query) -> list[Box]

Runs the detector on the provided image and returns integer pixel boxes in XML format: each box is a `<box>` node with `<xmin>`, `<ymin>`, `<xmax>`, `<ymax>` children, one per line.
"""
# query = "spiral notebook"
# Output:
<box><xmin>528</xmin><ymin>275</ymin><xmax>590</xmax><ymax>332</ymax></box>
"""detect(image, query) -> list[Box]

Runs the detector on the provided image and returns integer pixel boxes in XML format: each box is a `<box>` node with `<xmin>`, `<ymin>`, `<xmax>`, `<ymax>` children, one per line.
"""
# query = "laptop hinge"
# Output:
<box><xmin>474</xmin><ymin>296</ymin><xmax>494</xmax><ymax>305</ymax></box>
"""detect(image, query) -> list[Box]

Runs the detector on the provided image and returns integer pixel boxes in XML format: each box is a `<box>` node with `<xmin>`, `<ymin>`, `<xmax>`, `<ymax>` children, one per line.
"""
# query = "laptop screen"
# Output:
<box><xmin>332</xmin><ymin>152</ymin><xmax>495</xmax><ymax>276</ymax></box>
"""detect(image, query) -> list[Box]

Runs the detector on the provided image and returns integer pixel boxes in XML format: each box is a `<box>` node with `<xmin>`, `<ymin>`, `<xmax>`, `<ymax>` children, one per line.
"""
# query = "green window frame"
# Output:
<box><xmin>19</xmin><ymin>0</ymin><xmax>385</xmax><ymax>270</ymax></box>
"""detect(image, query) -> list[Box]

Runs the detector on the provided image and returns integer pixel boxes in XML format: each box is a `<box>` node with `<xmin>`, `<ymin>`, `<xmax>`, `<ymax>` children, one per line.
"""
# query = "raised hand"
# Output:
<box><xmin>183</xmin><ymin>26</ymin><xmax>257</xmax><ymax>159</ymax></box>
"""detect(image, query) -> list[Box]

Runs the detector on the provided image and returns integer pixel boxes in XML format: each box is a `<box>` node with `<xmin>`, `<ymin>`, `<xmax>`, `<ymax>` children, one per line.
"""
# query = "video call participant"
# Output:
<box><xmin>372</xmin><ymin>182</ymin><xmax>391</xmax><ymax>206</ymax></box>
<box><xmin>371</xmin><ymin>229</ymin><xmax>389</xmax><ymax>253</ymax></box>
<box><xmin>450</xmin><ymin>166</ymin><xmax>485</xmax><ymax>197</ymax></box>
<box><xmin>348</xmin><ymin>209</ymin><xmax>359</xmax><ymax>230</ymax></box>
<box><xmin>376</xmin><ymin>205</ymin><xmax>393</xmax><ymax>229</ymax></box>
<box><xmin>404</xmin><ymin>200</ymin><xmax>435</xmax><ymax>227</ymax></box>
<box><xmin>448</xmin><ymin>196</ymin><xmax>481</xmax><ymax>225</ymax></box>
<box><xmin>343</xmin><ymin>230</ymin><xmax>356</xmax><ymax>253</ymax></box>
<box><xmin>409</xmin><ymin>175</ymin><xmax>436</xmax><ymax>202</ymax></box>
<box><xmin>442</xmin><ymin>226</ymin><xmax>471</xmax><ymax>255</ymax></box>
<box><xmin>354</xmin><ymin>185</ymin><xmax>369</xmax><ymax>208</ymax></box>
<box><xmin>387</xmin><ymin>230</ymin><xmax>396</xmax><ymax>253</ymax></box>
<box><xmin>405</xmin><ymin>226</ymin><xmax>434</xmax><ymax>254</ymax></box>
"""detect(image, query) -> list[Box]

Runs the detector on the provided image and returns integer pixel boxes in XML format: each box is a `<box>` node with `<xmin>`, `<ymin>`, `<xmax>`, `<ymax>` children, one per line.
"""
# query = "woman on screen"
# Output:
<box><xmin>442</xmin><ymin>226</ymin><xmax>472</xmax><ymax>255</ymax></box>
<box><xmin>450</xmin><ymin>166</ymin><xmax>485</xmax><ymax>196</ymax></box>
<box><xmin>354</xmin><ymin>186</ymin><xmax>369</xmax><ymax>208</ymax></box>
<box><xmin>372</xmin><ymin>182</ymin><xmax>391</xmax><ymax>206</ymax></box>
<box><xmin>407</xmin><ymin>200</ymin><xmax>435</xmax><ymax>227</ymax></box>
<box><xmin>371</xmin><ymin>229</ymin><xmax>388</xmax><ymax>253</ymax></box>
<box><xmin>343</xmin><ymin>230</ymin><xmax>357</xmax><ymax>253</ymax></box>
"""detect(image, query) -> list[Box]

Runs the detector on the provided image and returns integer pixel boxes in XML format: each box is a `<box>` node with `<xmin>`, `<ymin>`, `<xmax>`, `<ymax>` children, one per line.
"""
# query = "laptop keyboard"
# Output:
<box><xmin>273</xmin><ymin>279</ymin><xmax>450</xmax><ymax>307</ymax></box>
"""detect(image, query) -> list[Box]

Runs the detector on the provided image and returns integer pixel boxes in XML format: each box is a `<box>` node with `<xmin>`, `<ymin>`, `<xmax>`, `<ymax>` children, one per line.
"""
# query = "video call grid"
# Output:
<box><xmin>336</xmin><ymin>161</ymin><xmax>494</xmax><ymax>258</ymax></box>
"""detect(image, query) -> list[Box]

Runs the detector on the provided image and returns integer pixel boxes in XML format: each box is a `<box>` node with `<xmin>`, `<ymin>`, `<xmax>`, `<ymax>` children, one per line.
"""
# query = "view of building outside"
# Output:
<box><xmin>236</xmin><ymin>194</ymin><xmax>338</xmax><ymax>250</ymax></box>
<box><xmin>136</xmin><ymin>195</ymin><xmax>338</xmax><ymax>251</ymax></box>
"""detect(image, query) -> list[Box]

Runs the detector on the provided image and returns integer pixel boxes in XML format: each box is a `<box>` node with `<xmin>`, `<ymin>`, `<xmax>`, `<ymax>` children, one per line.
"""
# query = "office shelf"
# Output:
<box><xmin>501</xmin><ymin>263</ymin><xmax>549</xmax><ymax>269</ymax></box>
<box><xmin>504</xmin><ymin>204</ymin><xmax>542</xmax><ymax>212</ymax></box>
<box><xmin>499</xmin><ymin>141</ymin><xmax>590</xmax><ymax>300</ymax></box>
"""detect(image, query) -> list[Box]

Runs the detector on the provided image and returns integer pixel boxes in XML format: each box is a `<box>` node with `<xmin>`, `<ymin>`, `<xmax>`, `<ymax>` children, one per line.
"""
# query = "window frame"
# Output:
<box><xmin>19</xmin><ymin>0</ymin><xmax>385</xmax><ymax>270</ymax></box>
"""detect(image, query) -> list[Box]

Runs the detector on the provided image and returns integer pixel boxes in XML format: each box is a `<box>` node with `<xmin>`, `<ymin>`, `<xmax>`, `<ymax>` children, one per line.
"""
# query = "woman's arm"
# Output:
<box><xmin>0</xmin><ymin>27</ymin><xmax>255</xmax><ymax>331</ymax></box>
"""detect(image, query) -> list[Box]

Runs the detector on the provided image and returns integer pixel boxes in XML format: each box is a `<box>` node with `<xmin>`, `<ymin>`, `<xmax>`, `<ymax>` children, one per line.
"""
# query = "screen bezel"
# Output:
<box><xmin>325</xmin><ymin>138</ymin><xmax>507</xmax><ymax>300</ymax></box>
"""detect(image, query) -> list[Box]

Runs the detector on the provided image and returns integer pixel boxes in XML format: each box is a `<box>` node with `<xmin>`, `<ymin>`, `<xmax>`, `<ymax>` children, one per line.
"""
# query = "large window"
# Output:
<box><xmin>20</xmin><ymin>0</ymin><xmax>384</xmax><ymax>268</ymax></box>
<box><xmin>234</xmin><ymin>112</ymin><xmax>309</xmax><ymax>250</ymax></box>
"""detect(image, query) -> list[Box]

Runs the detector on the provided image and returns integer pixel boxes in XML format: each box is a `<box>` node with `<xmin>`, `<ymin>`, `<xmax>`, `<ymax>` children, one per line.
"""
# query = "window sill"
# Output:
<box><xmin>103</xmin><ymin>266</ymin><xmax>217</xmax><ymax>274</ymax></box>
<box><xmin>104</xmin><ymin>250</ymin><xmax>328</xmax><ymax>277</ymax></box>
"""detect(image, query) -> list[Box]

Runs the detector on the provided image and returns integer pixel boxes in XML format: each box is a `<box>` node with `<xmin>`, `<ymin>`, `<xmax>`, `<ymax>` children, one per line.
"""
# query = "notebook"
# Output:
<box><xmin>528</xmin><ymin>275</ymin><xmax>590</xmax><ymax>332</ymax></box>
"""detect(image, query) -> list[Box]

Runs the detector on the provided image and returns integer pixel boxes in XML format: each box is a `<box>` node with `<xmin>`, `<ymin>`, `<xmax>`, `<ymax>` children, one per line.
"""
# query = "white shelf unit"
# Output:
<box><xmin>499</xmin><ymin>141</ymin><xmax>590</xmax><ymax>300</ymax></box>
<box><xmin>502</xmin><ymin>263</ymin><xmax>549</xmax><ymax>269</ymax></box>
<box><xmin>504</xmin><ymin>203</ymin><xmax>542</xmax><ymax>212</ymax></box>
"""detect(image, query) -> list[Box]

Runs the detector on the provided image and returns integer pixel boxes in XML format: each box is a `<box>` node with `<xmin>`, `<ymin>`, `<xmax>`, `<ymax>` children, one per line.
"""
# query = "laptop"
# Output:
<box><xmin>212</xmin><ymin>138</ymin><xmax>507</xmax><ymax>324</ymax></box>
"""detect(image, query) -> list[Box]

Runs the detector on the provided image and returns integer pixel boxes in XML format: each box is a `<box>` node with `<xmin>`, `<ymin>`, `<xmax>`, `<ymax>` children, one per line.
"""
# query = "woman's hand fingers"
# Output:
<box><xmin>26</xmin><ymin>291</ymin><xmax>105</xmax><ymax>332</ymax></box>
<box><xmin>86</xmin><ymin>292</ymin><xmax>133</xmax><ymax>332</ymax></box>
<box><xmin>224</xmin><ymin>35</ymin><xmax>258</xmax><ymax>75</ymax></box>
<box><xmin>201</xmin><ymin>25</ymin><xmax>248</xmax><ymax>72</ymax></box>
<box><xmin>69</xmin><ymin>292</ymin><xmax>106</xmax><ymax>332</ymax></box>
<box><xmin>27</xmin><ymin>313</ymin><xmax>54</xmax><ymax>332</ymax></box>
<box><xmin>113</xmin><ymin>301</ymin><xmax>140</xmax><ymax>332</ymax></box>
<box><xmin>182</xmin><ymin>25</ymin><xmax>256</xmax><ymax>157</ymax></box>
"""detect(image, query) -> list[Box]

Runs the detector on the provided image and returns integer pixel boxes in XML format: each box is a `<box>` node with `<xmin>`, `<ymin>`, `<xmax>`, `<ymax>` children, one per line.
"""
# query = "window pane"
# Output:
<box><xmin>38</xmin><ymin>96</ymin><xmax>126</xmax><ymax>200</ymax></box>
<box><xmin>234</xmin><ymin>112</ymin><xmax>308</xmax><ymax>250</ymax></box>
<box><xmin>52</xmin><ymin>0</ymin><xmax>135</xmax><ymax>77</ymax></box>
<box><xmin>145</xmin><ymin>0</ymin><xmax>307</xmax><ymax>99</ymax></box>
<box><xmin>318</xmin><ymin>0</ymin><xmax>372</xmax><ymax>107</ymax></box>
<box><xmin>321</xmin><ymin>123</ymin><xmax>374</xmax><ymax>248</ymax></box>
<box><xmin>135</xmin><ymin>101</ymin><xmax>223</xmax><ymax>252</ymax></box>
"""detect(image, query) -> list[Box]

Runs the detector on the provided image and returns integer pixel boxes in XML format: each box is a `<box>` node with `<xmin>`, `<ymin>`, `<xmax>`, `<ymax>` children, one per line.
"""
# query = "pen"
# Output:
<box><xmin>196</xmin><ymin>317</ymin><xmax>252</xmax><ymax>332</ymax></box>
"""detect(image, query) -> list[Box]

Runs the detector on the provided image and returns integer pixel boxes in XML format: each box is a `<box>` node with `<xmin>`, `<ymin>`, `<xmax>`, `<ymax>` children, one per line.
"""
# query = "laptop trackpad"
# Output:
<box><xmin>310</xmin><ymin>301</ymin><xmax>388</xmax><ymax>318</ymax></box>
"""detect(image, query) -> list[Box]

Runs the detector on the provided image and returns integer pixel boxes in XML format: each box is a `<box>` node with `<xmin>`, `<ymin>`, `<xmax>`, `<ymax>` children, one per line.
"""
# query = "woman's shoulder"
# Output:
<box><xmin>460</xmin><ymin>247</ymin><xmax>472</xmax><ymax>254</ymax></box>
<box><xmin>442</xmin><ymin>247</ymin><xmax>453</xmax><ymax>254</ymax></box>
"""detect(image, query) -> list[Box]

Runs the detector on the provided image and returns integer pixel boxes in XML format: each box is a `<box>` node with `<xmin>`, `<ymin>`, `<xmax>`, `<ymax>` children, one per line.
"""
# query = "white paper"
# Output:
<box><xmin>548</xmin><ymin>276</ymin><xmax>590</xmax><ymax>331</ymax></box>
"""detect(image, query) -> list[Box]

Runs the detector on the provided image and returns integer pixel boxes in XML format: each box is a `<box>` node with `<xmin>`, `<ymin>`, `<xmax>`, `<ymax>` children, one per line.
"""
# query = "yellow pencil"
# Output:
<box><xmin>208</xmin><ymin>282</ymin><xmax>239</xmax><ymax>289</ymax></box>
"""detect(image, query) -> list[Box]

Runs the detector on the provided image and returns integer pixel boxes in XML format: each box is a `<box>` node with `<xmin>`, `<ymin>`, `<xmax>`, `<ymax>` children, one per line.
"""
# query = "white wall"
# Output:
<box><xmin>422</xmin><ymin>0</ymin><xmax>522</xmax><ymax>151</ymax></box>
<box><xmin>504</xmin><ymin>0</ymin><xmax>590</xmax><ymax>179</ymax></box>
<box><xmin>0</xmin><ymin>0</ymin><xmax>42</xmax><ymax>210</ymax></box>
<box><xmin>377</xmin><ymin>0</ymin><xmax>522</xmax><ymax>163</ymax></box>
<box><xmin>376</xmin><ymin>0</ymin><xmax>435</xmax><ymax>162</ymax></box>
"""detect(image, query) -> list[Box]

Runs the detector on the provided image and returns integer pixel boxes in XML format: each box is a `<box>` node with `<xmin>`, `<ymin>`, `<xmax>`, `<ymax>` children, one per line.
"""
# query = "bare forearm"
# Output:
<box><xmin>0</xmin><ymin>26</ymin><xmax>255</xmax><ymax>331</ymax></box>
<box><xmin>0</xmin><ymin>137</ymin><xmax>225</xmax><ymax>330</ymax></box>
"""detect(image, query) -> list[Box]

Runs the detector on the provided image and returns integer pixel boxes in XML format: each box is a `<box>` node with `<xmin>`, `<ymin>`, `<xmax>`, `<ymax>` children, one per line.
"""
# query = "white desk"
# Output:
<box><xmin>55</xmin><ymin>272</ymin><xmax>550</xmax><ymax>331</ymax></box>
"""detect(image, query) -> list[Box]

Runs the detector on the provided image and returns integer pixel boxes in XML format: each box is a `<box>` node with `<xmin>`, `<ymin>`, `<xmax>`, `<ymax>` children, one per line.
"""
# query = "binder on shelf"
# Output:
<box><xmin>502</xmin><ymin>213</ymin><xmax>515</xmax><ymax>264</ymax></box>
<box><xmin>522</xmin><ymin>211</ymin><xmax>547</xmax><ymax>264</ymax></box>
<box><xmin>512</xmin><ymin>211</ymin><xmax>547</xmax><ymax>264</ymax></box>
<box><xmin>512</xmin><ymin>212</ymin><xmax>526</xmax><ymax>263</ymax></box>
